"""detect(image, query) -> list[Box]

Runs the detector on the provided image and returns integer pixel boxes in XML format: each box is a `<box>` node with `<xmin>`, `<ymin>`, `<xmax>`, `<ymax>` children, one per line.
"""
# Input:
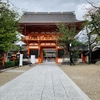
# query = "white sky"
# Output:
<box><xmin>2</xmin><ymin>0</ymin><xmax>99</xmax><ymax>20</ymax></box>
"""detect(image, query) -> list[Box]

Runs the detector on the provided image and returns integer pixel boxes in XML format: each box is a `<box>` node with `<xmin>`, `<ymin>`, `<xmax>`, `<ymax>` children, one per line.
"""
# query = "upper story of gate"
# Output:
<box><xmin>18</xmin><ymin>12</ymin><xmax>84</xmax><ymax>43</ymax></box>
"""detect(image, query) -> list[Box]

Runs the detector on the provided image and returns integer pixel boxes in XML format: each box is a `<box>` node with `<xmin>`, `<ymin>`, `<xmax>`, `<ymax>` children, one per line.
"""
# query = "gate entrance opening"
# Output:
<box><xmin>43</xmin><ymin>48</ymin><xmax>56</xmax><ymax>62</ymax></box>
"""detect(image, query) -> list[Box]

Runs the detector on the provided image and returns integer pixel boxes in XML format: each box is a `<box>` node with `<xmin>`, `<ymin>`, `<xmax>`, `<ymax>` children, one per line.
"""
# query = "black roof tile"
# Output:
<box><xmin>19</xmin><ymin>12</ymin><xmax>83</xmax><ymax>24</ymax></box>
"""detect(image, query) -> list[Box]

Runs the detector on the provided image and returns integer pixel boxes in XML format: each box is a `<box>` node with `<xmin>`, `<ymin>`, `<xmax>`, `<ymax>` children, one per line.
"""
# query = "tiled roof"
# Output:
<box><xmin>19</xmin><ymin>12</ymin><xmax>82</xmax><ymax>24</ymax></box>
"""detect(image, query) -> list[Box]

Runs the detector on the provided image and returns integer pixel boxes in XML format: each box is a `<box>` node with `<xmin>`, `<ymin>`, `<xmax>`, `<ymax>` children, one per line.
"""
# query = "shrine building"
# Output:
<box><xmin>19</xmin><ymin>12</ymin><xmax>84</xmax><ymax>63</ymax></box>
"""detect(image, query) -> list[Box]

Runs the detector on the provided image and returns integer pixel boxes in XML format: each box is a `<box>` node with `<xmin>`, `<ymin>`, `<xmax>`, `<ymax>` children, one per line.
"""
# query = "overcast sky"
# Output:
<box><xmin>3</xmin><ymin>0</ymin><xmax>100</xmax><ymax>20</ymax></box>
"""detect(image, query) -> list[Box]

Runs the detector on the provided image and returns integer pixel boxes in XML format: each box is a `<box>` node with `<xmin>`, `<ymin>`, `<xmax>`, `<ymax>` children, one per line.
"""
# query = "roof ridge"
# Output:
<box><xmin>24</xmin><ymin>11</ymin><xmax>75</xmax><ymax>15</ymax></box>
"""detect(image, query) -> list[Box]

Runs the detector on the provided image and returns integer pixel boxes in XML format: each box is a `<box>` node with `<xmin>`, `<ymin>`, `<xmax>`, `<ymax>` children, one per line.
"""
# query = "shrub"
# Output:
<box><xmin>5</xmin><ymin>61</ymin><xmax>15</xmax><ymax>68</ymax></box>
<box><xmin>72</xmin><ymin>50</ymin><xmax>80</xmax><ymax>64</ymax></box>
<box><xmin>15</xmin><ymin>60</ymin><xmax>19</xmax><ymax>66</ymax></box>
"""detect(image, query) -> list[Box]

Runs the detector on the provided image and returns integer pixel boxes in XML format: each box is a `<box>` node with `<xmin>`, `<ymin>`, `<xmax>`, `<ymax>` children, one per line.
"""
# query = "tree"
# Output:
<box><xmin>0</xmin><ymin>1</ymin><xmax>20</xmax><ymax>66</ymax></box>
<box><xmin>56</xmin><ymin>24</ymin><xmax>82</xmax><ymax>64</ymax></box>
<box><xmin>83</xmin><ymin>1</ymin><xmax>100</xmax><ymax>63</ymax></box>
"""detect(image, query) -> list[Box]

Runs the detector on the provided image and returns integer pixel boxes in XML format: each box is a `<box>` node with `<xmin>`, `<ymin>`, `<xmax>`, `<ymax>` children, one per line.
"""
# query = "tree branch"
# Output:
<box><xmin>86</xmin><ymin>0</ymin><xmax>100</xmax><ymax>9</ymax></box>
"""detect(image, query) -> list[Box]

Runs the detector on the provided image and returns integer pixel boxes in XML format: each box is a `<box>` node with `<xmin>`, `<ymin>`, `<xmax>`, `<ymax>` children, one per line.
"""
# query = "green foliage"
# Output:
<box><xmin>72</xmin><ymin>51</ymin><xmax>80</xmax><ymax>63</ymax></box>
<box><xmin>0</xmin><ymin>1</ymin><xmax>20</xmax><ymax>52</ymax></box>
<box><xmin>11</xmin><ymin>45</ymin><xmax>20</xmax><ymax>51</ymax></box>
<box><xmin>5</xmin><ymin>61</ymin><xmax>15</xmax><ymax>68</ymax></box>
<box><xmin>71</xmin><ymin>41</ymin><xmax>82</xmax><ymax>64</ymax></box>
<box><xmin>58</xmin><ymin>49</ymin><xmax>64</xmax><ymax>58</ymax></box>
<box><xmin>15</xmin><ymin>60</ymin><xmax>19</xmax><ymax>66</ymax></box>
<box><xmin>43</xmin><ymin>51</ymin><xmax>46</xmax><ymax>57</ymax></box>
<box><xmin>4</xmin><ymin>60</ymin><xmax>19</xmax><ymax>68</ymax></box>
<box><xmin>56</xmin><ymin>24</ymin><xmax>83</xmax><ymax>63</ymax></box>
<box><xmin>57</xmin><ymin>24</ymin><xmax>76</xmax><ymax>47</ymax></box>
<box><xmin>71</xmin><ymin>40</ymin><xmax>82</xmax><ymax>47</ymax></box>
<box><xmin>56</xmin><ymin>24</ymin><xmax>81</xmax><ymax>55</ymax></box>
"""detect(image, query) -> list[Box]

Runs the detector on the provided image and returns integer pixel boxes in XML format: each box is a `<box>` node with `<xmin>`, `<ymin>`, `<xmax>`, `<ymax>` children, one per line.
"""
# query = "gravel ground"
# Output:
<box><xmin>0</xmin><ymin>63</ymin><xmax>100</xmax><ymax>100</ymax></box>
<box><xmin>0</xmin><ymin>65</ymin><xmax>35</xmax><ymax>86</ymax></box>
<box><xmin>59</xmin><ymin>64</ymin><xmax>100</xmax><ymax>100</ymax></box>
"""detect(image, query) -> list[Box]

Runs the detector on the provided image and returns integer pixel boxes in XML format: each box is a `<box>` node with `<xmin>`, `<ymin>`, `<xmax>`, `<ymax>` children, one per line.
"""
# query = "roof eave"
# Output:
<box><xmin>19</xmin><ymin>21</ymin><xmax>84</xmax><ymax>25</ymax></box>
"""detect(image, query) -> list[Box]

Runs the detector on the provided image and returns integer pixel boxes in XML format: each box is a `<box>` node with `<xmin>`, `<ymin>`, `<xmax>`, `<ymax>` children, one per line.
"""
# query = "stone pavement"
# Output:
<box><xmin>0</xmin><ymin>62</ymin><xmax>91</xmax><ymax>100</ymax></box>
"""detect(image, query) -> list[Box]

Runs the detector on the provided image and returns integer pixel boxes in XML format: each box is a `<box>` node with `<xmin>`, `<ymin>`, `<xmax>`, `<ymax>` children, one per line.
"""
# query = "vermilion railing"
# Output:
<box><xmin>22</xmin><ymin>34</ymin><xmax>59</xmax><ymax>41</ymax></box>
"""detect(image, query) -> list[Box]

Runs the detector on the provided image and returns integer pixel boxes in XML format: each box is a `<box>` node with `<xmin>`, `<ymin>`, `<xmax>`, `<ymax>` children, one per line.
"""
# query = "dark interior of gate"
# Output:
<box><xmin>43</xmin><ymin>48</ymin><xmax>56</xmax><ymax>62</ymax></box>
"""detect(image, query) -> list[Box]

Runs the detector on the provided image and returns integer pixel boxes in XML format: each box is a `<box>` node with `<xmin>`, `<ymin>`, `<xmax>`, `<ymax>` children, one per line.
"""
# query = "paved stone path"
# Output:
<box><xmin>0</xmin><ymin>62</ymin><xmax>90</xmax><ymax>100</ymax></box>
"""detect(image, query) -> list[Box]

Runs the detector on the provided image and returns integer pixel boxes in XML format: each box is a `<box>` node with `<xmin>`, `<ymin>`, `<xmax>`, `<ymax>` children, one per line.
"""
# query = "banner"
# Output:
<box><xmin>19</xmin><ymin>54</ymin><xmax>23</xmax><ymax>67</ymax></box>
<box><xmin>31</xmin><ymin>55</ymin><xmax>35</xmax><ymax>64</ymax></box>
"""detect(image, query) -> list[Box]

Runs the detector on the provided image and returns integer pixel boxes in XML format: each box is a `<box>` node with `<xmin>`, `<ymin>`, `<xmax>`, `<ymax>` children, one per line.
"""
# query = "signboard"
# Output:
<box><xmin>31</xmin><ymin>55</ymin><xmax>35</xmax><ymax>64</ymax></box>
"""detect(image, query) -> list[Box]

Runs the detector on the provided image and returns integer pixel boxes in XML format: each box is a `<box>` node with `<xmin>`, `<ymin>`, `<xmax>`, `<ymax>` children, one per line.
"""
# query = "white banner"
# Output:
<box><xmin>19</xmin><ymin>54</ymin><xmax>23</xmax><ymax>67</ymax></box>
<box><xmin>31</xmin><ymin>55</ymin><xmax>35</xmax><ymax>64</ymax></box>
